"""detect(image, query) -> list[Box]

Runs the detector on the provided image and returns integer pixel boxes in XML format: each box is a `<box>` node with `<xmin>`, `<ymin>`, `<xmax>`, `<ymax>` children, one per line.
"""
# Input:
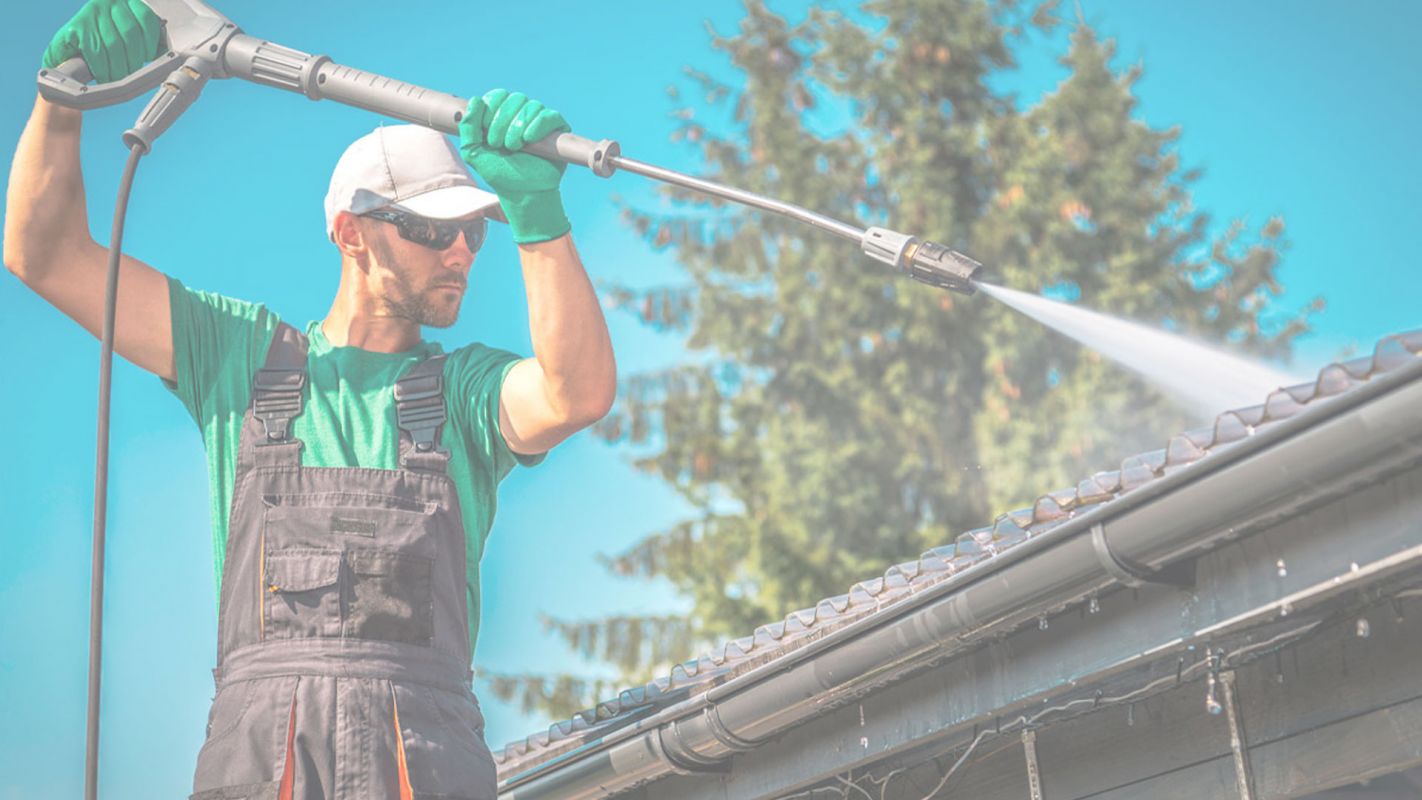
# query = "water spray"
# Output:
<box><xmin>35</xmin><ymin>1</ymin><xmax>985</xmax><ymax>795</ymax></box>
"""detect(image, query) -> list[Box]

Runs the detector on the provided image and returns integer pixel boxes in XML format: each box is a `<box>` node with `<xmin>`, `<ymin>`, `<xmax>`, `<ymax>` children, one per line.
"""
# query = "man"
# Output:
<box><xmin>4</xmin><ymin>1</ymin><xmax>616</xmax><ymax>797</ymax></box>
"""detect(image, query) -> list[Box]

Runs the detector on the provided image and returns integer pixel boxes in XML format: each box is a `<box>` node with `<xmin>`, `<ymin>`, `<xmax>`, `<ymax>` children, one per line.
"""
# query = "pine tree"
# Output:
<box><xmin>483</xmin><ymin>0</ymin><xmax>1317</xmax><ymax>722</ymax></box>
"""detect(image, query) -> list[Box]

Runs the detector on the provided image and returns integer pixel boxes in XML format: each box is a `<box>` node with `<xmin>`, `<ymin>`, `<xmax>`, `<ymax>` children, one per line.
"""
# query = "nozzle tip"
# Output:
<box><xmin>909</xmin><ymin>240</ymin><xmax>981</xmax><ymax>295</ymax></box>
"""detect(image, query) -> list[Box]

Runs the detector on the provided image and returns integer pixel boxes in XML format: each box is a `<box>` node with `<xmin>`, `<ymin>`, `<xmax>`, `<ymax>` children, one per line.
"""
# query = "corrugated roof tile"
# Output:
<box><xmin>1118</xmin><ymin>455</ymin><xmax>1158</xmax><ymax>491</ymax></box>
<box><xmin>1164</xmin><ymin>434</ymin><xmax>1207</xmax><ymax>467</ymax></box>
<box><xmin>1314</xmin><ymin>363</ymin><xmax>1363</xmax><ymax>397</ymax></box>
<box><xmin>1032</xmin><ymin>495</ymin><xmax>1070</xmax><ymax>524</ymax></box>
<box><xmin>1263</xmin><ymin>387</ymin><xmax>1305</xmax><ymax>420</ymax></box>
<box><xmin>1211</xmin><ymin>411</ymin><xmax>1253</xmax><ymax>445</ymax></box>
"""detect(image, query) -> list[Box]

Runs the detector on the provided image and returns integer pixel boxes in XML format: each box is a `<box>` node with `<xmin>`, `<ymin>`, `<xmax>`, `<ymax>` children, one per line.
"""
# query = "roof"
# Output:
<box><xmin>492</xmin><ymin>328</ymin><xmax>1422</xmax><ymax>779</ymax></box>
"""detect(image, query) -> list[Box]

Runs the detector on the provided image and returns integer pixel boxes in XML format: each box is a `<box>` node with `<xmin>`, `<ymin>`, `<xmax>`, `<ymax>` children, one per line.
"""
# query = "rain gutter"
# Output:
<box><xmin>500</xmin><ymin>353</ymin><xmax>1422</xmax><ymax>800</ymax></box>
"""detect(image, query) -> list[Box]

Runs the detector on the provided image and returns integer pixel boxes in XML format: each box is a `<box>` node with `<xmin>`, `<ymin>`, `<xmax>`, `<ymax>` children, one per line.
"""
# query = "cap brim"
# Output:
<box><xmin>395</xmin><ymin>185</ymin><xmax>507</xmax><ymax>224</ymax></box>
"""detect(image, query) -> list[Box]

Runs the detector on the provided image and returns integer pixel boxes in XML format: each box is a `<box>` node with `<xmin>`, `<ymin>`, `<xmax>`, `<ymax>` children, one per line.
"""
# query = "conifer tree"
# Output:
<box><xmin>485</xmin><ymin>0</ymin><xmax>1316</xmax><ymax>722</ymax></box>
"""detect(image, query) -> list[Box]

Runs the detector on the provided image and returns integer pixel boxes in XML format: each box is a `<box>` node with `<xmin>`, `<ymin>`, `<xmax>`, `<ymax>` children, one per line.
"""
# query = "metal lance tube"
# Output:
<box><xmin>218</xmin><ymin>33</ymin><xmax>982</xmax><ymax>295</ymax></box>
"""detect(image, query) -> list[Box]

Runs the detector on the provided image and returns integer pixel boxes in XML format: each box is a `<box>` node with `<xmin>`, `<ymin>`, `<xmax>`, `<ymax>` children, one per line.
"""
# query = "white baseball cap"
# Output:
<box><xmin>323</xmin><ymin>123</ymin><xmax>504</xmax><ymax>243</ymax></box>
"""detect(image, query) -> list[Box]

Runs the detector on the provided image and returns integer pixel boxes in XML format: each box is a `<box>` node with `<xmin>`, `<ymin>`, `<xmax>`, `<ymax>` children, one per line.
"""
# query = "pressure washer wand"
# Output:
<box><xmin>603</xmin><ymin>157</ymin><xmax>982</xmax><ymax>294</ymax></box>
<box><xmin>39</xmin><ymin>10</ymin><xmax>982</xmax><ymax>294</ymax></box>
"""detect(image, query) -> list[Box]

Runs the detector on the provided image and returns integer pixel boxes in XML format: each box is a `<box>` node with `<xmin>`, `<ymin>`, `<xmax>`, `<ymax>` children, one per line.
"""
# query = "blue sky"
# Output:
<box><xmin>1</xmin><ymin>1</ymin><xmax>1418</xmax><ymax>796</ymax></box>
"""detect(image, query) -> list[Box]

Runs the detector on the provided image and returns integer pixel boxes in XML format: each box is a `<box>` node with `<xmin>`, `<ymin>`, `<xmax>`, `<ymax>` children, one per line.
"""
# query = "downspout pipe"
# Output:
<box><xmin>500</xmin><ymin>353</ymin><xmax>1422</xmax><ymax>799</ymax></box>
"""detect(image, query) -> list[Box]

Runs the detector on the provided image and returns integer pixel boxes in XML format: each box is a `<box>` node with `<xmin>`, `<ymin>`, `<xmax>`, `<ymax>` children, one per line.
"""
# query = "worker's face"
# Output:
<box><xmin>361</xmin><ymin>214</ymin><xmax>482</xmax><ymax>329</ymax></box>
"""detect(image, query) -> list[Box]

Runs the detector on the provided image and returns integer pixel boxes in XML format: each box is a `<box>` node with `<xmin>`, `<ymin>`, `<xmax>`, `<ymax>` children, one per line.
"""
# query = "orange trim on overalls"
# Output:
<box><xmin>277</xmin><ymin>690</ymin><xmax>298</xmax><ymax>800</ymax></box>
<box><xmin>391</xmin><ymin>684</ymin><xmax>414</xmax><ymax>800</ymax></box>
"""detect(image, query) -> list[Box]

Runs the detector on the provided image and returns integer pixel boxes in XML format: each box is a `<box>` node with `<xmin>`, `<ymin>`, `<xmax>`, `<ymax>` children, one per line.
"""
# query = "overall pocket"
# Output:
<box><xmin>261</xmin><ymin>501</ymin><xmax>441</xmax><ymax>645</ymax></box>
<box><xmin>346</xmin><ymin>549</ymin><xmax>435</xmax><ymax>646</ymax></box>
<box><xmin>190</xmin><ymin>677</ymin><xmax>295</xmax><ymax>798</ymax></box>
<box><xmin>263</xmin><ymin>549</ymin><xmax>342</xmax><ymax>640</ymax></box>
<box><xmin>390</xmin><ymin>681</ymin><xmax>497</xmax><ymax>799</ymax></box>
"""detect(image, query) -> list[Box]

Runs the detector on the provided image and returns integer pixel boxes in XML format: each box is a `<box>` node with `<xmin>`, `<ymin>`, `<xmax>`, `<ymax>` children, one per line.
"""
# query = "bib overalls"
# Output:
<box><xmin>190</xmin><ymin>324</ymin><xmax>498</xmax><ymax>800</ymax></box>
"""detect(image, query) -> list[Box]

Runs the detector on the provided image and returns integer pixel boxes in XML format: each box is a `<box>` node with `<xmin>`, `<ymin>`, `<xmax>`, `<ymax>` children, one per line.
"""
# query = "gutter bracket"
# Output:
<box><xmin>1091</xmin><ymin>523</ymin><xmax>1196</xmax><ymax>589</ymax></box>
<box><xmin>653</xmin><ymin>721</ymin><xmax>731</xmax><ymax>776</ymax></box>
<box><xmin>1022</xmin><ymin>728</ymin><xmax>1045</xmax><ymax>800</ymax></box>
<box><xmin>703</xmin><ymin>704</ymin><xmax>761</xmax><ymax>753</ymax></box>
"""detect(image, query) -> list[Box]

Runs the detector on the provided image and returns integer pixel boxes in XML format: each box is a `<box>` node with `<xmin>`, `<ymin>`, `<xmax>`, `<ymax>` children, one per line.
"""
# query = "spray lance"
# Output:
<box><xmin>37</xmin><ymin>0</ymin><xmax>984</xmax><ymax>795</ymax></box>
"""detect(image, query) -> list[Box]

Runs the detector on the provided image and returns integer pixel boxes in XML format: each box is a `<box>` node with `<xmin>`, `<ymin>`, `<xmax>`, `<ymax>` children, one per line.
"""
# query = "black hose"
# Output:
<box><xmin>85</xmin><ymin>141</ymin><xmax>146</xmax><ymax>800</ymax></box>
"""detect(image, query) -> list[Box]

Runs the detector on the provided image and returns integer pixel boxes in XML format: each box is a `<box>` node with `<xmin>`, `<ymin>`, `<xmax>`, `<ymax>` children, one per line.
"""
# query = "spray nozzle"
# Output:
<box><xmin>861</xmin><ymin>227</ymin><xmax>980</xmax><ymax>295</ymax></box>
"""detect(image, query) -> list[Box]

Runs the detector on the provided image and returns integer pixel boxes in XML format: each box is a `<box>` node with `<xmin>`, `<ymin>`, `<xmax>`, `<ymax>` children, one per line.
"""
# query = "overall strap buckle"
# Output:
<box><xmin>395</xmin><ymin>355</ymin><xmax>450</xmax><ymax>468</ymax></box>
<box><xmin>253</xmin><ymin>368</ymin><xmax>306</xmax><ymax>444</ymax></box>
<box><xmin>250</xmin><ymin>322</ymin><xmax>310</xmax><ymax>449</ymax></box>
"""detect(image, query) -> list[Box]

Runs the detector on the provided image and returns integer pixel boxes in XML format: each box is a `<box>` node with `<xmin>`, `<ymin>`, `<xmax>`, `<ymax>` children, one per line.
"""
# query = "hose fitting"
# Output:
<box><xmin>862</xmin><ymin>227</ymin><xmax>980</xmax><ymax>295</ymax></box>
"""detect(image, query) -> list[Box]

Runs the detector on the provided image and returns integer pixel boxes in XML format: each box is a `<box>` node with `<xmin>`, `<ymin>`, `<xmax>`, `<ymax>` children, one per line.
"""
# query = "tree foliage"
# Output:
<box><xmin>485</xmin><ymin>0</ymin><xmax>1317</xmax><ymax>722</ymax></box>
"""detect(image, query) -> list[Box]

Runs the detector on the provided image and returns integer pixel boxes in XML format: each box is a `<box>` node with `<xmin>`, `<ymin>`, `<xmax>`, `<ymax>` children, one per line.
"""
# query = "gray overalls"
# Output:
<box><xmin>190</xmin><ymin>323</ymin><xmax>497</xmax><ymax>800</ymax></box>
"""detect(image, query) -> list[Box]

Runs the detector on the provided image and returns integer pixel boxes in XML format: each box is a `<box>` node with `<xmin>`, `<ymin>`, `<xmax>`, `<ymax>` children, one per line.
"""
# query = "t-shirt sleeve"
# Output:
<box><xmin>448</xmin><ymin>344</ymin><xmax>547</xmax><ymax>478</ymax></box>
<box><xmin>161</xmin><ymin>274</ymin><xmax>281</xmax><ymax>427</ymax></box>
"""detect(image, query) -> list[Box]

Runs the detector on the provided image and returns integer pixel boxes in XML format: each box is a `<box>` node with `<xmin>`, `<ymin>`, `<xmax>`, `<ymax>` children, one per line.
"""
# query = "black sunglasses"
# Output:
<box><xmin>360</xmin><ymin>207</ymin><xmax>489</xmax><ymax>252</ymax></box>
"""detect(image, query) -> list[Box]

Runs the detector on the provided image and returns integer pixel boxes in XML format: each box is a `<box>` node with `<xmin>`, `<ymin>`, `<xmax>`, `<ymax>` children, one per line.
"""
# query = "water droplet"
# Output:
<box><xmin>1205</xmin><ymin>674</ymin><xmax>1223</xmax><ymax>715</ymax></box>
<box><xmin>1280</xmin><ymin>602</ymin><xmax>1293</xmax><ymax>617</ymax></box>
<box><xmin>1350</xmin><ymin>562</ymin><xmax>1361</xmax><ymax>573</ymax></box>
<box><xmin>859</xmin><ymin>736</ymin><xmax>869</xmax><ymax>749</ymax></box>
<box><xmin>1127</xmin><ymin>703</ymin><xmax>1135</xmax><ymax>727</ymax></box>
<box><xmin>1088</xmin><ymin>596</ymin><xmax>1101</xmax><ymax>615</ymax></box>
<box><xmin>1356</xmin><ymin>618</ymin><xmax>1371</xmax><ymax>638</ymax></box>
<box><xmin>1276</xmin><ymin>559</ymin><xmax>1288</xmax><ymax>578</ymax></box>
<box><xmin>1038</xmin><ymin>616</ymin><xmax>1049</xmax><ymax>630</ymax></box>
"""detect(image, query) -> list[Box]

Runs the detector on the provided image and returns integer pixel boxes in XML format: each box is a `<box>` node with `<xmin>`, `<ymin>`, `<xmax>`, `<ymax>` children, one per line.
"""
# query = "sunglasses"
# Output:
<box><xmin>360</xmin><ymin>208</ymin><xmax>489</xmax><ymax>252</ymax></box>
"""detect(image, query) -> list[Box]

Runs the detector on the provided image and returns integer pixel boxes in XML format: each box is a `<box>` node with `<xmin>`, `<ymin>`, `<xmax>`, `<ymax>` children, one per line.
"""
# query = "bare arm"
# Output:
<box><xmin>3</xmin><ymin>92</ymin><xmax>175</xmax><ymax>383</ymax></box>
<box><xmin>498</xmin><ymin>233</ymin><xmax>617</xmax><ymax>455</ymax></box>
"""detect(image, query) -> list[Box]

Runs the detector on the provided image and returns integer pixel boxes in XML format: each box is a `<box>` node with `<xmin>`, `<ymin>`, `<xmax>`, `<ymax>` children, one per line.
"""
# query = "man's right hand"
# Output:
<box><xmin>42</xmin><ymin>0</ymin><xmax>163</xmax><ymax>85</ymax></box>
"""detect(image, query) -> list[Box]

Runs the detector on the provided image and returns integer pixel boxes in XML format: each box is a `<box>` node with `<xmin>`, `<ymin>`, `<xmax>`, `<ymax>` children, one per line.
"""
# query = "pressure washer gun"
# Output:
<box><xmin>37</xmin><ymin>0</ymin><xmax>981</xmax><ymax>294</ymax></box>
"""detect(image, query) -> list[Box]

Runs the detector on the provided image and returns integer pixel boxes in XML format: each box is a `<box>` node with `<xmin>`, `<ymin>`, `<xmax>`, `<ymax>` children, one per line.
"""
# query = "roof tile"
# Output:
<box><xmin>493</xmin><ymin>330</ymin><xmax>1422</xmax><ymax>776</ymax></box>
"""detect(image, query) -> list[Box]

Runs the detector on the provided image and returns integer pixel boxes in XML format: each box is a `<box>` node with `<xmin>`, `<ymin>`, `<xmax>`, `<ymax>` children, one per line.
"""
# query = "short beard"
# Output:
<box><xmin>368</xmin><ymin>227</ymin><xmax>460</xmax><ymax>329</ymax></box>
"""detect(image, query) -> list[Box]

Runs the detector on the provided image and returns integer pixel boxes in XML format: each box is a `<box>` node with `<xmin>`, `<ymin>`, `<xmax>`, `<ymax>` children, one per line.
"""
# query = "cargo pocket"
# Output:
<box><xmin>346</xmin><ymin>549</ymin><xmax>435</xmax><ymax>646</ymax></box>
<box><xmin>390</xmin><ymin>681</ymin><xmax>497</xmax><ymax>800</ymax></box>
<box><xmin>263</xmin><ymin>549</ymin><xmax>342</xmax><ymax>640</ymax></box>
<box><xmin>190</xmin><ymin>676</ymin><xmax>294</xmax><ymax>799</ymax></box>
<box><xmin>198</xmin><ymin>681</ymin><xmax>258</xmax><ymax>752</ymax></box>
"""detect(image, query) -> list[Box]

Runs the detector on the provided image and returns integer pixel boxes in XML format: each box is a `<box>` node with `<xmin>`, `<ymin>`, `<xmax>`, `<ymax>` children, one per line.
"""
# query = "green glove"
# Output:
<box><xmin>459</xmin><ymin>89</ymin><xmax>572</xmax><ymax>244</ymax></box>
<box><xmin>42</xmin><ymin>0</ymin><xmax>163</xmax><ymax>85</ymax></box>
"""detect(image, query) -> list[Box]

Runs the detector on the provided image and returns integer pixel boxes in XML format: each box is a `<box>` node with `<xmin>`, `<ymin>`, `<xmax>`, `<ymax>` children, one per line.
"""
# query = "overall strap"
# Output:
<box><xmin>250</xmin><ymin>322</ymin><xmax>309</xmax><ymax>468</ymax></box>
<box><xmin>394</xmin><ymin>353</ymin><xmax>450</xmax><ymax>474</ymax></box>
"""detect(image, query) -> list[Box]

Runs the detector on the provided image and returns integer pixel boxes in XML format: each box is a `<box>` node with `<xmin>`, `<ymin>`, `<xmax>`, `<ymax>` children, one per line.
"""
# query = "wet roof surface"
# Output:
<box><xmin>493</xmin><ymin>329</ymin><xmax>1422</xmax><ymax>776</ymax></box>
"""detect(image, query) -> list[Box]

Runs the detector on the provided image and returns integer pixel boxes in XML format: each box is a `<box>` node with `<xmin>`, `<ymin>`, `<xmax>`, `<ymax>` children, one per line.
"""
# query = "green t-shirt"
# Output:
<box><xmin>160</xmin><ymin>275</ymin><xmax>544</xmax><ymax>656</ymax></box>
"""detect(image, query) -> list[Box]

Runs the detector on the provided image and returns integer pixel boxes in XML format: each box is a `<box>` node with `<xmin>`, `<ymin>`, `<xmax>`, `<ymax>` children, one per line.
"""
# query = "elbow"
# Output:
<box><xmin>3</xmin><ymin>250</ymin><xmax>36</xmax><ymax>285</ymax></box>
<box><xmin>589</xmin><ymin>358</ymin><xmax>618</xmax><ymax>421</ymax></box>
<box><xmin>3</xmin><ymin>213</ymin><xmax>34</xmax><ymax>281</ymax></box>
<box><xmin>586</xmin><ymin>384</ymin><xmax>617</xmax><ymax>424</ymax></box>
<box><xmin>567</xmin><ymin>380</ymin><xmax>616</xmax><ymax>428</ymax></box>
<box><xmin>3</xmin><ymin>237</ymin><xmax>25</xmax><ymax>280</ymax></box>
<box><xmin>566</xmin><ymin>371</ymin><xmax>617</xmax><ymax>428</ymax></box>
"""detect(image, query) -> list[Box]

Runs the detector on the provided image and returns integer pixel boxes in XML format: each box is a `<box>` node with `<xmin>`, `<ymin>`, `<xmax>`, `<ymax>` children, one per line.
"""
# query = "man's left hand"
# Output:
<box><xmin>459</xmin><ymin>89</ymin><xmax>572</xmax><ymax>244</ymax></box>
